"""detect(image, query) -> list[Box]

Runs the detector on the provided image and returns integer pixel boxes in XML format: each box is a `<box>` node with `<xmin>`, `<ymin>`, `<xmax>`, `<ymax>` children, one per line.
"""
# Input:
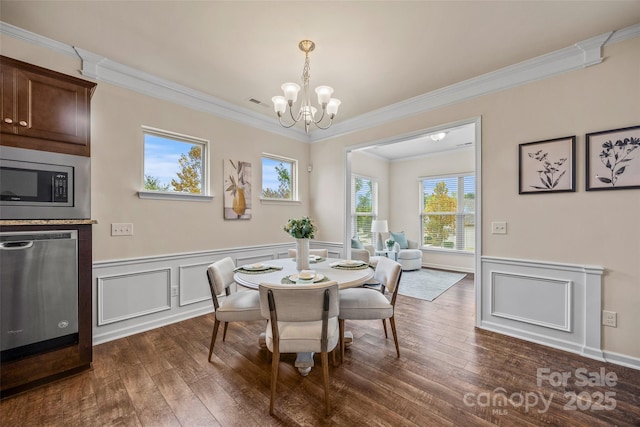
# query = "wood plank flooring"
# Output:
<box><xmin>2</xmin><ymin>274</ymin><xmax>640</xmax><ymax>426</ymax></box>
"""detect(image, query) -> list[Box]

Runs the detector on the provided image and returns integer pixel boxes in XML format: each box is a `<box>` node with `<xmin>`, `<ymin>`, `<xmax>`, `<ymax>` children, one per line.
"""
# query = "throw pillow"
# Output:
<box><xmin>351</xmin><ymin>237</ymin><xmax>364</xmax><ymax>249</ymax></box>
<box><xmin>390</xmin><ymin>231</ymin><xmax>409</xmax><ymax>249</ymax></box>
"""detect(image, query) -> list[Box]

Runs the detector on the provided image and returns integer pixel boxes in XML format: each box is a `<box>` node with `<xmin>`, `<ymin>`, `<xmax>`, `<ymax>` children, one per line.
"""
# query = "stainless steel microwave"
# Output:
<box><xmin>0</xmin><ymin>146</ymin><xmax>90</xmax><ymax>219</ymax></box>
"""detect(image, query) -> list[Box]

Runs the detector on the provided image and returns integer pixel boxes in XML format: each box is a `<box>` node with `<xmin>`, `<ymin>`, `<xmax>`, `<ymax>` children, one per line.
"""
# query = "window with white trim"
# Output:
<box><xmin>351</xmin><ymin>175</ymin><xmax>378</xmax><ymax>245</ymax></box>
<box><xmin>142</xmin><ymin>126</ymin><xmax>209</xmax><ymax>196</ymax></box>
<box><xmin>261</xmin><ymin>154</ymin><xmax>297</xmax><ymax>201</ymax></box>
<box><xmin>421</xmin><ymin>174</ymin><xmax>475</xmax><ymax>252</ymax></box>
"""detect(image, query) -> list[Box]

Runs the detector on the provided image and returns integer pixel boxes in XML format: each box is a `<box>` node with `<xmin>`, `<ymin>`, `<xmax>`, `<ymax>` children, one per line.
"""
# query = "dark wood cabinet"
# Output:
<box><xmin>0</xmin><ymin>223</ymin><xmax>93</xmax><ymax>397</ymax></box>
<box><xmin>0</xmin><ymin>56</ymin><xmax>96</xmax><ymax>157</ymax></box>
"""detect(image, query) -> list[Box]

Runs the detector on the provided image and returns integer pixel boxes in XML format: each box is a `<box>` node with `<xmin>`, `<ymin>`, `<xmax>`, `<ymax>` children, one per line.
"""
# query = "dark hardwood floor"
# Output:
<box><xmin>2</xmin><ymin>274</ymin><xmax>639</xmax><ymax>426</ymax></box>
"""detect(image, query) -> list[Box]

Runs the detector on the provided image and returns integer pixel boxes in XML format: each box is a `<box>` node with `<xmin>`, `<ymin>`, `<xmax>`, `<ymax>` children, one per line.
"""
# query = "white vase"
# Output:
<box><xmin>296</xmin><ymin>238</ymin><xmax>310</xmax><ymax>271</ymax></box>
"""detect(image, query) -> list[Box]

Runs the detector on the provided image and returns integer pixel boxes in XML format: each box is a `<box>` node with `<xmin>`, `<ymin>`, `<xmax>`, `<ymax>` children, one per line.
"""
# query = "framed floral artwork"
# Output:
<box><xmin>586</xmin><ymin>125</ymin><xmax>640</xmax><ymax>191</ymax></box>
<box><xmin>519</xmin><ymin>136</ymin><xmax>576</xmax><ymax>194</ymax></box>
<box><xmin>224</xmin><ymin>159</ymin><xmax>252</xmax><ymax>219</ymax></box>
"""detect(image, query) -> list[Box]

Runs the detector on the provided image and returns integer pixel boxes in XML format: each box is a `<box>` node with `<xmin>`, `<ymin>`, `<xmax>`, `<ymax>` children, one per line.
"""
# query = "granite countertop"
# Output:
<box><xmin>0</xmin><ymin>219</ymin><xmax>98</xmax><ymax>226</ymax></box>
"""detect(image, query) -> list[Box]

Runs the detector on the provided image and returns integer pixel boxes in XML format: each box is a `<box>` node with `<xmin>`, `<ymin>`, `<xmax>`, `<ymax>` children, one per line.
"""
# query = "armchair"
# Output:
<box><xmin>390</xmin><ymin>236</ymin><xmax>422</xmax><ymax>271</ymax></box>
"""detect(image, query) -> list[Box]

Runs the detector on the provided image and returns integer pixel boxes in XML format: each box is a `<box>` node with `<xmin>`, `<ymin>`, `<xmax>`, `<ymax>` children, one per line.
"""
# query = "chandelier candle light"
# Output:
<box><xmin>272</xmin><ymin>40</ymin><xmax>341</xmax><ymax>133</ymax></box>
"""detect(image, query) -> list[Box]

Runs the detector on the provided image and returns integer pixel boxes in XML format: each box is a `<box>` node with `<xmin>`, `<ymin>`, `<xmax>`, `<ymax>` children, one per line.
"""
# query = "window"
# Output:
<box><xmin>421</xmin><ymin>174</ymin><xmax>475</xmax><ymax>252</ymax></box>
<box><xmin>261</xmin><ymin>154</ymin><xmax>297</xmax><ymax>201</ymax></box>
<box><xmin>140</xmin><ymin>127</ymin><xmax>210</xmax><ymax>201</ymax></box>
<box><xmin>351</xmin><ymin>175</ymin><xmax>378</xmax><ymax>245</ymax></box>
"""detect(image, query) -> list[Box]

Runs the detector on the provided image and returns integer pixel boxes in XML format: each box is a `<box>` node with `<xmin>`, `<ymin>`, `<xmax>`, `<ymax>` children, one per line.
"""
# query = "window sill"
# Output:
<box><xmin>421</xmin><ymin>247</ymin><xmax>475</xmax><ymax>256</ymax></box>
<box><xmin>260</xmin><ymin>198</ymin><xmax>301</xmax><ymax>206</ymax></box>
<box><xmin>138</xmin><ymin>191</ymin><xmax>214</xmax><ymax>202</ymax></box>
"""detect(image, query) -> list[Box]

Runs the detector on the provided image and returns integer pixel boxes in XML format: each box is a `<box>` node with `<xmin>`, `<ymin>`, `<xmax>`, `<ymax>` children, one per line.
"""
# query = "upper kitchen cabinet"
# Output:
<box><xmin>1</xmin><ymin>56</ymin><xmax>96</xmax><ymax>157</ymax></box>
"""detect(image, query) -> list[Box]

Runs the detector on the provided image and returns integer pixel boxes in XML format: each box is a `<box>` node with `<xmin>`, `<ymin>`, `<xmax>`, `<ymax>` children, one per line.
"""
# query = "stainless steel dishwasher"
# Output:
<box><xmin>0</xmin><ymin>230</ymin><xmax>79</xmax><ymax>362</ymax></box>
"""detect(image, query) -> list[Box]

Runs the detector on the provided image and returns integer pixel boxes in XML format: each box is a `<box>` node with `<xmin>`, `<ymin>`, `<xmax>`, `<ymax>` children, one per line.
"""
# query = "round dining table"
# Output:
<box><xmin>233</xmin><ymin>257</ymin><xmax>374</xmax><ymax>375</ymax></box>
<box><xmin>234</xmin><ymin>257</ymin><xmax>374</xmax><ymax>290</ymax></box>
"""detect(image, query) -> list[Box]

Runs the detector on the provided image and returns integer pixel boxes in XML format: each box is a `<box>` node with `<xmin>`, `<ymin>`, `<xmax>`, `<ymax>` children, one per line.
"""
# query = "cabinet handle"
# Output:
<box><xmin>18</xmin><ymin>121</ymin><xmax>28</xmax><ymax>127</ymax></box>
<box><xmin>3</xmin><ymin>118</ymin><xmax>12</xmax><ymax>124</ymax></box>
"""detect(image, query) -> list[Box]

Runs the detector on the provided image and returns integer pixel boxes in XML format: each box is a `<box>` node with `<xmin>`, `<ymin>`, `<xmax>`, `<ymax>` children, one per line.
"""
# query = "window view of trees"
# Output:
<box><xmin>143</xmin><ymin>130</ymin><xmax>206</xmax><ymax>195</ymax></box>
<box><xmin>170</xmin><ymin>146</ymin><xmax>202</xmax><ymax>193</ymax></box>
<box><xmin>262</xmin><ymin>156</ymin><xmax>294</xmax><ymax>200</ymax></box>
<box><xmin>352</xmin><ymin>176</ymin><xmax>376</xmax><ymax>245</ymax></box>
<box><xmin>422</xmin><ymin>175</ymin><xmax>475</xmax><ymax>251</ymax></box>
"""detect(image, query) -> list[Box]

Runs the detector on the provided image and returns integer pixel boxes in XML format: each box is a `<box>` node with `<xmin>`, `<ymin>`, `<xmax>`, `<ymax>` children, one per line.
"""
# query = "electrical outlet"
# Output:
<box><xmin>491</xmin><ymin>221</ymin><xmax>507</xmax><ymax>234</ymax></box>
<box><xmin>602</xmin><ymin>310</ymin><xmax>617</xmax><ymax>327</ymax></box>
<box><xmin>111</xmin><ymin>223</ymin><xmax>133</xmax><ymax>236</ymax></box>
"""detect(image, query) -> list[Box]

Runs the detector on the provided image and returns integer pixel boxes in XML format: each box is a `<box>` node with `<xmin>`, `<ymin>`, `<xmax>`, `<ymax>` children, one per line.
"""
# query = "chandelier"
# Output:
<box><xmin>272</xmin><ymin>40</ymin><xmax>341</xmax><ymax>133</ymax></box>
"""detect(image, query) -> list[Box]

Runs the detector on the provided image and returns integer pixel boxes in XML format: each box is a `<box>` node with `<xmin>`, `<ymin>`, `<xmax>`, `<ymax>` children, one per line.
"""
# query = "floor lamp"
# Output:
<box><xmin>370</xmin><ymin>220</ymin><xmax>388</xmax><ymax>251</ymax></box>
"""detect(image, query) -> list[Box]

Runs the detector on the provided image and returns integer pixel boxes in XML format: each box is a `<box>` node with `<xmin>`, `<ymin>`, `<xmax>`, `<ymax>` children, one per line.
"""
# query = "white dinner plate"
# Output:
<box><xmin>289</xmin><ymin>273</ymin><xmax>325</xmax><ymax>283</ymax></box>
<box><xmin>242</xmin><ymin>263</ymin><xmax>271</xmax><ymax>271</ymax></box>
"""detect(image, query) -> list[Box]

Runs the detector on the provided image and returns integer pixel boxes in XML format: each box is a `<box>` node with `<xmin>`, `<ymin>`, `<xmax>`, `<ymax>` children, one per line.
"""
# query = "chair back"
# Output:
<box><xmin>374</xmin><ymin>256</ymin><xmax>402</xmax><ymax>295</ymax></box>
<box><xmin>287</xmin><ymin>248</ymin><xmax>329</xmax><ymax>258</ymax></box>
<box><xmin>258</xmin><ymin>282</ymin><xmax>339</xmax><ymax>322</ymax></box>
<box><xmin>206</xmin><ymin>257</ymin><xmax>236</xmax><ymax>297</ymax></box>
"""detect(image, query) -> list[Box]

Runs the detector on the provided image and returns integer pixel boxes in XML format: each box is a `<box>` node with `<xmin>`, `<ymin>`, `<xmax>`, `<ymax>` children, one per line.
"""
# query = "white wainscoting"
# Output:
<box><xmin>92</xmin><ymin>241</ymin><xmax>343</xmax><ymax>344</ymax></box>
<box><xmin>480</xmin><ymin>256</ymin><xmax>604</xmax><ymax>361</ymax></box>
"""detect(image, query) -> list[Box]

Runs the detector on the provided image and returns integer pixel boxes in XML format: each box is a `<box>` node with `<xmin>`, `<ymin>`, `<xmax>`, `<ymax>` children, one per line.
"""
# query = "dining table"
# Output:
<box><xmin>233</xmin><ymin>256</ymin><xmax>374</xmax><ymax>375</ymax></box>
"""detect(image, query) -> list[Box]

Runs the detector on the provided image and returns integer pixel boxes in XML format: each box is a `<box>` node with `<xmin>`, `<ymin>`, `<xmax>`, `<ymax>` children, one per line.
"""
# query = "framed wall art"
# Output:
<box><xmin>586</xmin><ymin>125</ymin><xmax>640</xmax><ymax>191</ymax></box>
<box><xmin>519</xmin><ymin>136</ymin><xmax>576</xmax><ymax>194</ymax></box>
<box><xmin>224</xmin><ymin>159</ymin><xmax>252</xmax><ymax>219</ymax></box>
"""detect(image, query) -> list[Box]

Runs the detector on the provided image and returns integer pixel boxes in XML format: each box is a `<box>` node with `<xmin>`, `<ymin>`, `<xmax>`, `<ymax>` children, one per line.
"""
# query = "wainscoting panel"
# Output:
<box><xmin>178</xmin><ymin>262</ymin><xmax>212</xmax><ymax>307</ymax></box>
<box><xmin>480</xmin><ymin>256</ymin><xmax>604</xmax><ymax>360</ymax></box>
<box><xmin>491</xmin><ymin>272</ymin><xmax>572</xmax><ymax>332</ymax></box>
<box><xmin>92</xmin><ymin>241</ymin><xmax>344</xmax><ymax>344</ymax></box>
<box><xmin>97</xmin><ymin>268</ymin><xmax>171</xmax><ymax>326</ymax></box>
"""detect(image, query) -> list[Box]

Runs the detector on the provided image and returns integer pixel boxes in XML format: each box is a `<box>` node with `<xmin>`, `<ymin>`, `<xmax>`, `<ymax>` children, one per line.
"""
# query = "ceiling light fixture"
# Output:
<box><xmin>272</xmin><ymin>40</ymin><xmax>341</xmax><ymax>134</ymax></box>
<box><xmin>430</xmin><ymin>132</ymin><xmax>447</xmax><ymax>142</ymax></box>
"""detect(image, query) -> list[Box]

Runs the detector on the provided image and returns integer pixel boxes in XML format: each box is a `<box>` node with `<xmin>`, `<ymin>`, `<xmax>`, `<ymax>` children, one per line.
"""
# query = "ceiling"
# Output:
<box><xmin>2</xmin><ymin>1</ymin><xmax>639</xmax><ymax>143</ymax></box>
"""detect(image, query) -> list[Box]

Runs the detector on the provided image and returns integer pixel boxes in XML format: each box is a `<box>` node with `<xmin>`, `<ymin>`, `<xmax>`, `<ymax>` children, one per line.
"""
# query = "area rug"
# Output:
<box><xmin>397</xmin><ymin>269</ymin><xmax>467</xmax><ymax>301</ymax></box>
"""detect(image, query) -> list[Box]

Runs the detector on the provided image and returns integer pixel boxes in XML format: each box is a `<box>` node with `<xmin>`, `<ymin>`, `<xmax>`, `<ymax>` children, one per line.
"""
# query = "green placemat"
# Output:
<box><xmin>331</xmin><ymin>263</ymin><xmax>370</xmax><ymax>271</ymax></box>
<box><xmin>234</xmin><ymin>267</ymin><xmax>283</xmax><ymax>275</ymax></box>
<box><xmin>281</xmin><ymin>275</ymin><xmax>331</xmax><ymax>285</ymax></box>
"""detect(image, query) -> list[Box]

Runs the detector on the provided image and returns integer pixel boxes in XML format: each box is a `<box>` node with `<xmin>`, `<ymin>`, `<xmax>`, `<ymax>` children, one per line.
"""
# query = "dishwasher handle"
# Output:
<box><xmin>0</xmin><ymin>241</ymin><xmax>34</xmax><ymax>250</ymax></box>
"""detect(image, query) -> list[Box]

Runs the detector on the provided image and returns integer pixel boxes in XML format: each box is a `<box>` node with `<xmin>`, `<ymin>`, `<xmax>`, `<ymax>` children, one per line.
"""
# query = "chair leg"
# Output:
<box><xmin>389</xmin><ymin>315</ymin><xmax>400</xmax><ymax>358</ymax></box>
<box><xmin>222</xmin><ymin>322</ymin><xmax>229</xmax><ymax>341</ymax></box>
<box><xmin>208</xmin><ymin>319</ymin><xmax>221</xmax><ymax>362</ymax></box>
<box><xmin>269</xmin><ymin>349</ymin><xmax>280</xmax><ymax>415</ymax></box>
<box><xmin>321</xmin><ymin>351</ymin><xmax>331</xmax><ymax>416</ymax></box>
<box><xmin>382</xmin><ymin>319</ymin><xmax>388</xmax><ymax>338</ymax></box>
<box><xmin>339</xmin><ymin>319</ymin><xmax>345</xmax><ymax>362</ymax></box>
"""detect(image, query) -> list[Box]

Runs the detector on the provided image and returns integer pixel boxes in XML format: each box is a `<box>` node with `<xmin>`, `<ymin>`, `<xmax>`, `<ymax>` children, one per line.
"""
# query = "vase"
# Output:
<box><xmin>232</xmin><ymin>188</ymin><xmax>246</xmax><ymax>216</ymax></box>
<box><xmin>295</xmin><ymin>238</ymin><xmax>310</xmax><ymax>271</ymax></box>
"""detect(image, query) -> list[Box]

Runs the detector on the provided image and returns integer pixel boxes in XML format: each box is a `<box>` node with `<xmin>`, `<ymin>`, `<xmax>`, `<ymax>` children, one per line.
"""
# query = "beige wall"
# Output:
<box><xmin>311</xmin><ymin>37</ymin><xmax>640</xmax><ymax>358</ymax></box>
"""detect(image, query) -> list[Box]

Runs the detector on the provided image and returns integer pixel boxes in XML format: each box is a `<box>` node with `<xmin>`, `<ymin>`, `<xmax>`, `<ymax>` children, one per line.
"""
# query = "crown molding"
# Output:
<box><xmin>310</xmin><ymin>24</ymin><xmax>638</xmax><ymax>143</ymax></box>
<box><xmin>1</xmin><ymin>21</ymin><xmax>638</xmax><ymax>144</ymax></box>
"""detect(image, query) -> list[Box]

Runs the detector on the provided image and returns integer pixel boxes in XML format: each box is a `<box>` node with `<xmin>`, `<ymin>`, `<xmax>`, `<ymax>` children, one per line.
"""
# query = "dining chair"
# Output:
<box><xmin>258</xmin><ymin>281</ymin><xmax>340</xmax><ymax>416</ymax></box>
<box><xmin>287</xmin><ymin>248</ymin><xmax>329</xmax><ymax>258</ymax></box>
<box><xmin>206</xmin><ymin>257</ymin><xmax>263</xmax><ymax>362</ymax></box>
<box><xmin>338</xmin><ymin>256</ymin><xmax>402</xmax><ymax>360</ymax></box>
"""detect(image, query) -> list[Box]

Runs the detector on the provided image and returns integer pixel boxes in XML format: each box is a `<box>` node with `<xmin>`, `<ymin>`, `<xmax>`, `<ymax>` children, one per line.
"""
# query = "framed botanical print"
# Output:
<box><xmin>519</xmin><ymin>136</ymin><xmax>576</xmax><ymax>194</ymax></box>
<box><xmin>224</xmin><ymin>159</ymin><xmax>252</xmax><ymax>219</ymax></box>
<box><xmin>586</xmin><ymin>125</ymin><xmax>640</xmax><ymax>191</ymax></box>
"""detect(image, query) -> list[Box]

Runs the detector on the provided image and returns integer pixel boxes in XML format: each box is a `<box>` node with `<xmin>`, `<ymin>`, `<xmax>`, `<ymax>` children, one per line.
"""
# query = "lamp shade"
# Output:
<box><xmin>370</xmin><ymin>220</ymin><xmax>388</xmax><ymax>233</ymax></box>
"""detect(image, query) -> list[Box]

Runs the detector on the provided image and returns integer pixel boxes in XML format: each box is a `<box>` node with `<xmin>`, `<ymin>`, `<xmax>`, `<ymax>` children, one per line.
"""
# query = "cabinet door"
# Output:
<box><xmin>0</xmin><ymin>64</ymin><xmax>16</xmax><ymax>134</ymax></box>
<box><xmin>15</xmin><ymin>68</ymin><xmax>90</xmax><ymax>147</ymax></box>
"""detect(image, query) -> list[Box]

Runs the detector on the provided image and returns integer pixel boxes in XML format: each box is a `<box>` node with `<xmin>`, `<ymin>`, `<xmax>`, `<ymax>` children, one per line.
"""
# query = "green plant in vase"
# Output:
<box><xmin>385</xmin><ymin>239</ymin><xmax>396</xmax><ymax>251</ymax></box>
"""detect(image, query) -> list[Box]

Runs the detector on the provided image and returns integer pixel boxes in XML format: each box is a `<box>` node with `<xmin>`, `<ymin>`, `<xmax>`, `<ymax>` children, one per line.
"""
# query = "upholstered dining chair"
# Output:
<box><xmin>338</xmin><ymin>256</ymin><xmax>402</xmax><ymax>360</ymax></box>
<box><xmin>206</xmin><ymin>257</ymin><xmax>263</xmax><ymax>362</ymax></box>
<box><xmin>287</xmin><ymin>248</ymin><xmax>329</xmax><ymax>258</ymax></box>
<box><xmin>258</xmin><ymin>281</ymin><xmax>340</xmax><ymax>416</ymax></box>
